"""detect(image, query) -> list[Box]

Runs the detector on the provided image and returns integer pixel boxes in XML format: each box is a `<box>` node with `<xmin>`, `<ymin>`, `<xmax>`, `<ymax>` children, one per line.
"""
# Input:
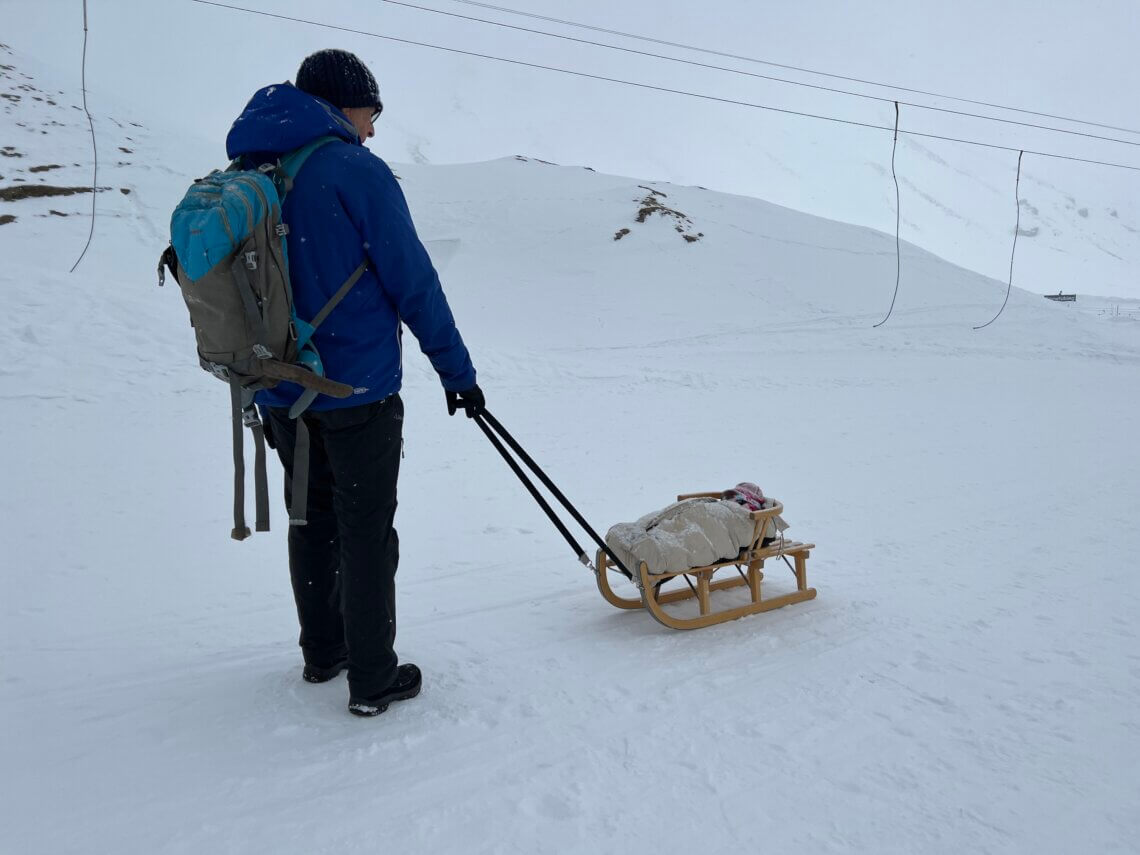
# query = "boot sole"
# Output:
<box><xmin>348</xmin><ymin>682</ymin><xmax>422</xmax><ymax>717</ymax></box>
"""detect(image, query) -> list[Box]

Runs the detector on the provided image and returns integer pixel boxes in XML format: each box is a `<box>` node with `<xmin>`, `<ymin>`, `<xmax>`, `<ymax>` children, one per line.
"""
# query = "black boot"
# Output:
<box><xmin>303</xmin><ymin>658</ymin><xmax>348</xmax><ymax>683</ymax></box>
<box><xmin>348</xmin><ymin>664</ymin><xmax>422</xmax><ymax>717</ymax></box>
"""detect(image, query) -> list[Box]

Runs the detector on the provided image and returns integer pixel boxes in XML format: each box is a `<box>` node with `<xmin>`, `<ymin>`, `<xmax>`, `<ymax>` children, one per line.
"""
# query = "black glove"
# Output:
<box><xmin>446</xmin><ymin>384</ymin><xmax>485</xmax><ymax>418</ymax></box>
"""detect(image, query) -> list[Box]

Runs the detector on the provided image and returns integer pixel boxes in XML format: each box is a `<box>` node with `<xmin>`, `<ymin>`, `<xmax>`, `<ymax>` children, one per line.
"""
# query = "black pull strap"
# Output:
<box><xmin>473</xmin><ymin>409</ymin><xmax>633</xmax><ymax>580</ymax></box>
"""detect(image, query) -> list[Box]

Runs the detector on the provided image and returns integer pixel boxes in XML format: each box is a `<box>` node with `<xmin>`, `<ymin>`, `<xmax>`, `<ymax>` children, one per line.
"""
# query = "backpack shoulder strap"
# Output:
<box><xmin>283</xmin><ymin>134</ymin><xmax>370</xmax><ymax>346</ymax></box>
<box><xmin>272</xmin><ymin>135</ymin><xmax>342</xmax><ymax>196</ymax></box>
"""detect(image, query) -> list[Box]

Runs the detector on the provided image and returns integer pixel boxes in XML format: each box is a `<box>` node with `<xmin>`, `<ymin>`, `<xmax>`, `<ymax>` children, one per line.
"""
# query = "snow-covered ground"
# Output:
<box><xmin>1072</xmin><ymin>293</ymin><xmax>1140</xmax><ymax>323</ymax></box>
<box><xmin>3</xmin><ymin>35</ymin><xmax>1140</xmax><ymax>855</ymax></box>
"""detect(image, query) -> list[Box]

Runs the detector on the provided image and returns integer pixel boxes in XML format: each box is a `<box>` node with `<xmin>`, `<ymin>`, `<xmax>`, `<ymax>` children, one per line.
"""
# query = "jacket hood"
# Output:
<box><xmin>226</xmin><ymin>82</ymin><xmax>359</xmax><ymax>160</ymax></box>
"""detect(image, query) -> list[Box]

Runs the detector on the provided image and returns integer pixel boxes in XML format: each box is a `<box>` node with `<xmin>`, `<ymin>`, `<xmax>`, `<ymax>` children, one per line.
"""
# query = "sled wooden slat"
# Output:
<box><xmin>594</xmin><ymin>493</ymin><xmax>817</xmax><ymax>630</ymax></box>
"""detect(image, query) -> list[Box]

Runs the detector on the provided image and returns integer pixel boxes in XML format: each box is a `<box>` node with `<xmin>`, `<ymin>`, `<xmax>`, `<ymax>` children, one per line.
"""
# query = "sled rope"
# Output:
<box><xmin>771</xmin><ymin>527</ymin><xmax>794</xmax><ymax>574</ymax></box>
<box><xmin>974</xmin><ymin>150</ymin><xmax>1025</xmax><ymax>330</ymax></box>
<box><xmin>473</xmin><ymin>409</ymin><xmax>634</xmax><ymax>579</ymax></box>
<box><xmin>874</xmin><ymin>101</ymin><xmax>903</xmax><ymax>328</ymax></box>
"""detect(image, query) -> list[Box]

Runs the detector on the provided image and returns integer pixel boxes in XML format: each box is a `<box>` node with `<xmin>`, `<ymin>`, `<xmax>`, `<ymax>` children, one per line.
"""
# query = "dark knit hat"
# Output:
<box><xmin>295</xmin><ymin>49</ymin><xmax>383</xmax><ymax>113</ymax></box>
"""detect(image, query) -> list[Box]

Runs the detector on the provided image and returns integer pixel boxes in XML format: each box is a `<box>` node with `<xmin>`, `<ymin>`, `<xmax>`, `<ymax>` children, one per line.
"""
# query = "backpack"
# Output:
<box><xmin>157</xmin><ymin>135</ymin><xmax>369</xmax><ymax>540</ymax></box>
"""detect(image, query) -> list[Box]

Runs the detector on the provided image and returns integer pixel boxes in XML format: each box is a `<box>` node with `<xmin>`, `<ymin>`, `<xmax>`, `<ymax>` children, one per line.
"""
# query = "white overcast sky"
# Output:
<box><xmin>9</xmin><ymin>0</ymin><xmax>1137</xmax><ymax>167</ymax></box>
<box><xmin>6</xmin><ymin>0</ymin><xmax>1140</xmax><ymax>294</ymax></box>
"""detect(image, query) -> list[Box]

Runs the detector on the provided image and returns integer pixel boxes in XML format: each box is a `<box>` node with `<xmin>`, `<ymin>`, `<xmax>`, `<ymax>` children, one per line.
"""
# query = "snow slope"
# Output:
<box><xmin>5</xmin><ymin>0</ymin><xmax>1140</xmax><ymax>298</ymax></box>
<box><xmin>3</xmin><ymin>40</ymin><xmax>1140</xmax><ymax>855</ymax></box>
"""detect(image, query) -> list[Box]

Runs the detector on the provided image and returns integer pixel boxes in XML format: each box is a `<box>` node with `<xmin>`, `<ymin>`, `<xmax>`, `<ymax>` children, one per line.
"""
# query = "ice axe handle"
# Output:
<box><xmin>261</xmin><ymin>360</ymin><xmax>354</xmax><ymax>399</ymax></box>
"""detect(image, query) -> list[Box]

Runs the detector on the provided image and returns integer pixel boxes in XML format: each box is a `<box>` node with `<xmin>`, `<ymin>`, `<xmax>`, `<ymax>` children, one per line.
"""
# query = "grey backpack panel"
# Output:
<box><xmin>160</xmin><ymin>137</ymin><xmax>366</xmax><ymax>540</ymax></box>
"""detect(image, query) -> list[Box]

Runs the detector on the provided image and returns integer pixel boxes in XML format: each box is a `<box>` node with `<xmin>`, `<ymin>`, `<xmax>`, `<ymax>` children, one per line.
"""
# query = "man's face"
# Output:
<box><xmin>341</xmin><ymin>107</ymin><xmax>377</xmax><ymax>144</ymax></box>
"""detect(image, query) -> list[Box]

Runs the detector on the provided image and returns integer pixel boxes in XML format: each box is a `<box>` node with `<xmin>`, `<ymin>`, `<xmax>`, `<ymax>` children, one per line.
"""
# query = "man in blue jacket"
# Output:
<box><xmin>226</xmin><ymin>49</ymin><xmax>484</xmax><ymax>717</ymax></box>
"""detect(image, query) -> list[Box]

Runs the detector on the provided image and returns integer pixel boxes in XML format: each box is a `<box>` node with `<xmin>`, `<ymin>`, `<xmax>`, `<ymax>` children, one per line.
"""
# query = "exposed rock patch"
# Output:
<box><xmin>621</xmin><ymin>188</ymin><xmax>704</xmax><ymax>244</ymax></box>
<box><xmin>0</xmin><ymin>184</ymin><xmax>109</xmax><ymax>201</ymax></box>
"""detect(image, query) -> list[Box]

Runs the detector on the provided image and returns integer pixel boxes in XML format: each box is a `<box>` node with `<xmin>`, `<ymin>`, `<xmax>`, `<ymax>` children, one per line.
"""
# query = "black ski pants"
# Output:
<box><xmin>266</xmin><ymin>394</ymin><xmax>403</xmax><ymax>699</ymax></box>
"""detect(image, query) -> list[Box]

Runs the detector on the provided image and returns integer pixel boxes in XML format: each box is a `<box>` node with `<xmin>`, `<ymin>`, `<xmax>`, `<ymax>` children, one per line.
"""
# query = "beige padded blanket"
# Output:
<box><xmin>605</xmin><ymin>497</ymin><xmax>788</xmax><ymax>576</ymax></box>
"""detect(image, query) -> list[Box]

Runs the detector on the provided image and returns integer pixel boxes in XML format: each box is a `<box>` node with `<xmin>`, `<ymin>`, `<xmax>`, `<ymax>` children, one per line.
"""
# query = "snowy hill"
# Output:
<box><xmin>3</xmin><ymin>35</ymin><xmax>1140</xmax><ymax>855</ymax></box>
<box><xmin>5</xmin><ymin>0</ymin><xmax>1140</xmax><ymax>301</ymax></box>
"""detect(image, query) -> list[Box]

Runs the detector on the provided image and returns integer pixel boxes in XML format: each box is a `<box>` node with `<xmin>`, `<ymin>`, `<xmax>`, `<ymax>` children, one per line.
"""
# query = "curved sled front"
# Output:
<box><xmin>595</xmin><ymin>495</ymin><xmax>817</xmax><ymax>630</ymax></box>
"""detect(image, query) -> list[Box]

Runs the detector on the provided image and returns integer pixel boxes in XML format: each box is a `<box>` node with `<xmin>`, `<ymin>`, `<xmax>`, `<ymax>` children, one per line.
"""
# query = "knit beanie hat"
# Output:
<box><xmin>295</xmin><ymin>49</ymin><xmax>383</xmax><ymax>113</ymax></box>
<box><xmin>722</xmin><ymin>482</ymin><xmax>767</xmax><ymax>511</ymax></box>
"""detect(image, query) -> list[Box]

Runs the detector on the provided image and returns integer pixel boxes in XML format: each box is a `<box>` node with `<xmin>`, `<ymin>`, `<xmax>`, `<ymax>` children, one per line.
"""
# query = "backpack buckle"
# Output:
<box><xmin>244</xmin><ymin>251</ymin><xmax>258</xmax><ymax>270</ymax></box>
<box><xmin>242</xmin><ymin>406</ymin><xmax>262</xmax><ymax>429</ymax></box>
<box><xmin>252</xmin><ymin>344</ymin><xmax>273</xmax><ymax>359</ymax></box>
<box><xmin>275</xmin><ymin>223</ymin><xmax>289</xmax><ymax>237</ymax></box>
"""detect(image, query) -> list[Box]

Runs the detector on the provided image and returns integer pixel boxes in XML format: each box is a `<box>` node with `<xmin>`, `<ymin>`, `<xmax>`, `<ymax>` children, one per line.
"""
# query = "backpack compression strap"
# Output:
<box><xmin>230</xmin><ymin>378</ymin><xmax>270</xmax><ymax>540</ymax></box>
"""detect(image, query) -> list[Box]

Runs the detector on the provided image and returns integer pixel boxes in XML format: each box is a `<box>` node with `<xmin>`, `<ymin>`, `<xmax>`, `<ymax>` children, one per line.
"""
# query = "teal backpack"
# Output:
<box><xmin>158</xmin><ymin>136</ymin><xmax>369</xmax><ymax>539</ymax></box>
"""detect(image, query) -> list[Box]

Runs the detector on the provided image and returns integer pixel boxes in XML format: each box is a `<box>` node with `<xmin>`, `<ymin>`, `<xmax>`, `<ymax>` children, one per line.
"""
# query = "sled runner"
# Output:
<box><xmin>594</xmin><ymin>494</ymin><xmax>816</xmax><ymax>630</ymax></box>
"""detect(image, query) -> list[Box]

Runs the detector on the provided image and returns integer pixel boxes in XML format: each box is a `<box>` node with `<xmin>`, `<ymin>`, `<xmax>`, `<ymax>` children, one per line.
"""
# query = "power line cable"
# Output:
<box><xmin>70</xmin><ymin>0</ymin><xmax>98</xmax><ymax>273</ymax></box>
<box><xmin>873</xmin><ymin>103</ymin><xmax>903</xmax><ymax>328</ymax></box>
<box><xmin>189</xmin><ymin>1</ymin><xmax>1140</xmax><ymax>173</ymax></box>
<box><xmin>974</xmin><ymin>150</ymin><xmax>1025</xmax><ymax>330</ymax></box>
<box><xmin>380</xmin><ymin>0</ymin><xmax>1140</xmax><ymax>150</ymax></box>
<box><xmin>451</xmin><ymin>0</ymin><xmax>1140</xmax><ymax>138</ymax></box>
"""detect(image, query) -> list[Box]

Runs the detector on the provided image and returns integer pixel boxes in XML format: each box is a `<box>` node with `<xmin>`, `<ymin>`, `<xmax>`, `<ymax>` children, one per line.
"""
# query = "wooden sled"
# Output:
<box><xmin>595</xmin><ymin>493</ymin><xmax>816</xmax><ymax>630</ymax></box>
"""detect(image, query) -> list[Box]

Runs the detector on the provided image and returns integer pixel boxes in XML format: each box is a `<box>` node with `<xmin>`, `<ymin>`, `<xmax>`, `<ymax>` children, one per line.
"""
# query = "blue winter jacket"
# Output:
<box><xmin>225</xmin><ymin>83</ymin><xmax>476</xmax><ymax>411</ymax></box>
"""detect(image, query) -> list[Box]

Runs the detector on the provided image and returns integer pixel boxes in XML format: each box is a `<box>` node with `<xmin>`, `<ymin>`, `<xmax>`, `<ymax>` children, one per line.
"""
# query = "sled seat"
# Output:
<box><xmin>595</xmin><ymin>493</ymin><xmax>817</xmax><ymax>630</ymax></box>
